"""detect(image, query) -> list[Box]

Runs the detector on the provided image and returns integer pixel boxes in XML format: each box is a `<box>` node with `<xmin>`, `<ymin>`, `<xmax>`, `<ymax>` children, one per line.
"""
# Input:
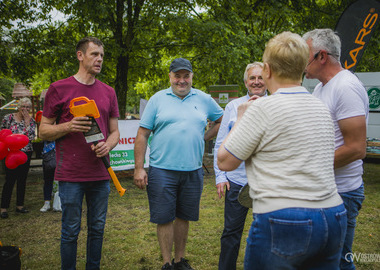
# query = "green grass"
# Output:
<box><xmin>0</xmin><ymin>158</ymin><xmax>379</xmax><ymax>270</ymax></box>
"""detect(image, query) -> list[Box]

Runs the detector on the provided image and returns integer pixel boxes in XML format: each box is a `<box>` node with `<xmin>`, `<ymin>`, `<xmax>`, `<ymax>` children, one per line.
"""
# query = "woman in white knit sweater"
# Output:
<box><xmin>217</xmin><ymin>31</ymin><xmax>347</xmax><ymax>270</ymax></box>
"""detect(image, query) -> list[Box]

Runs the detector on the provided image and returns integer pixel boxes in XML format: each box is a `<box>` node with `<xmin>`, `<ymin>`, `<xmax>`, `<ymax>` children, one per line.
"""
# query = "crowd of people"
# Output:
<box><xmin>0</xmin><ymin>28</ymin><xmax>369</xmax><ymax>270</ymax></box>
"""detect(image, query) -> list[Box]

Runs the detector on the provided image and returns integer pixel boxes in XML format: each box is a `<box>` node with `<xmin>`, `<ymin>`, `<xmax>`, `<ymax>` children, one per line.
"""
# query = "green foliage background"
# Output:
<box><xmin>1</xmin><ymin>0</ymin><xmax>379</xmax><ymax>116</ymax></box>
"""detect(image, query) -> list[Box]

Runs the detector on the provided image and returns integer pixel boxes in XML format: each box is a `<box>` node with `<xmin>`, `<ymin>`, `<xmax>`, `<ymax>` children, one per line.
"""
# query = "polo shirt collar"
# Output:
<box><xmin>166</xmin><ymin>87</ymin><xmax>197</xmax><ymax>100</ymax></box>
<box><xmin>272</xmin><ymin>86</ymin><xmax>309</xmax><ymax>95</ymax></box>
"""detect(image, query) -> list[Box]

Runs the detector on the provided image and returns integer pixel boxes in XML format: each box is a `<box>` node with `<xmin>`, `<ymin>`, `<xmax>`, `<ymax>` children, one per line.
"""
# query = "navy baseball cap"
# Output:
<box><xmin>169</xmin><ymin>58</ymin><xmax>193</xmax><ymax>73</ymax></box>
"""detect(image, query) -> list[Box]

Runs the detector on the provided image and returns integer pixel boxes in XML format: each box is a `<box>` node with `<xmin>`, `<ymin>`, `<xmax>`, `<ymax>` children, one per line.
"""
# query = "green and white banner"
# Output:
<box><xmin>110</xmin><ymin>120</ymin><xmax>150</xmax><ymax>171</ymax></box>
<box><xmin>368</xmin><ymin>87</ymin><xmax>380</xmax><ymax>111</ymax></box>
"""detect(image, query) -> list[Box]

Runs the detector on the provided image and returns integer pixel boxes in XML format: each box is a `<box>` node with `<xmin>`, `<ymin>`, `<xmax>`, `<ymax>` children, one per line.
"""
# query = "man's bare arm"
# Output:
<box><xmin>133</xmin><ymin>127</ymin><xmax>152</xmax><ymax>189</ymax></box>
<box><xmin>335</xmin><ymin>115</ymin><xmax>367</xmax><ymax>169</ymax></box>
<box><xmin>92</xmin><ymin>117</ymin><xmax>120</xmax><ymax>157</ymax></box>
<box><xmin>39</xmin><ymin>115</ymin><xmax>92</xmax><ymax>141</ymax></box>
<box><xmin>134</xmin><ymin>127</ymin><xmax>151</xmax><ymax>170</ymax></box>
<box><xmin>105</xmin><ymin>117</ymin><xmax>120</xmax><ymax>149</ymax></box>
<box><xmin>204</xmin><ymin>116</ymin><xmax>223</xmax><ymax>141</ymax></box>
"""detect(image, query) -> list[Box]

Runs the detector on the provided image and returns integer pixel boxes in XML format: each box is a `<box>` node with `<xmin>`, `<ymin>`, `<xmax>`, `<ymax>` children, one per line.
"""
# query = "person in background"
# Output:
<box><xmin>40</xmin><ymin>140</ymin><xmax>56</xmax><ymax>212</ymax></box>
<box><xmin>134</xmin><ymin>58</ymin><xmax>223</xmax><ymax>270</ymax></box>
<box><xmin>39</xmin><ymin>37</ymin><xmax>120</xmax><ymax>270</ymax></box>
<box><xmin>213</xmin><ymin>62</ymin><xmax>267</xmax><ymax>270</ymax></box>
<box><xmin>125</xmin><ymin>112</ymin><xmax>137</xmax><ymax>120</ymax></box>
<box><xmin>218</xmin><ymin>31</ymin><xmax>347</xmax><ymax>269</ymax></box>
<box><xmin>1</xmin><ymin>97</ymin><xmax>36</xmax><ymax>218</ymax></box>
<box><xmin>303</xmin><ymin>28</ymin><xmax>369</xmax><ymax>270</ymax></box>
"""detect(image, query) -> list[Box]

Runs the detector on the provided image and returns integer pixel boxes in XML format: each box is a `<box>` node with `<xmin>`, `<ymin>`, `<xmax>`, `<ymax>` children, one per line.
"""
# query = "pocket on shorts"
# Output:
<box><xmin>269</xmin><ymin>217</ymin><xmax>312</xmax><ymax>258</ymax></box>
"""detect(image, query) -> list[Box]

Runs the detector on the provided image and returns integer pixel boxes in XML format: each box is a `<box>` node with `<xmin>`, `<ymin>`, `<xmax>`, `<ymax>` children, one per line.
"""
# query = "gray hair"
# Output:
<box><xmin>244</xmin><ymin>62</ymin><xmax>264</xmax><ymax>82</ymax></box>
<box><xmin>302</xmin><ymin>29</ymin><xmax>341</xmax><ymax>62</ymax></box>
<box><xmin>19</xmin><ymin>97</ymin><xmax>32</xmax><ymax>106</ymax></box>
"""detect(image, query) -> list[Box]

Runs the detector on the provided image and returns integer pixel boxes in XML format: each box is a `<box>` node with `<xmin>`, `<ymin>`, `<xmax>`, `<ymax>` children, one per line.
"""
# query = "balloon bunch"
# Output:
<box><xmin>0</xmin><ymin>129</ymin><xmax>29</xmax><ymax>169</ymax></box>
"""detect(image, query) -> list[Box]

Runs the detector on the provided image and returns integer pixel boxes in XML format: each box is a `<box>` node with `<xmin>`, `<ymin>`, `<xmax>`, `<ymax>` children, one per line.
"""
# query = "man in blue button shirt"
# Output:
<box><xmin>134</xmin><ymin>58</ymin><xmax>223</xmax><ymax>270</ymax></box>
<box><xmin>213</xmin><ymin>62</ymin><xmax>267</xmax><ymax>270</ymax></box>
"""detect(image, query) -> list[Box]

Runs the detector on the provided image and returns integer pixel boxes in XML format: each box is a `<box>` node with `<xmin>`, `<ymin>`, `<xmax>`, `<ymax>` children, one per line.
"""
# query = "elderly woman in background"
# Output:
<box><xmin>1</xmin><ymin>97</ymin><xmax>36</xmax><ymax>218</ymax></box>
<box><xmin>217</xmin><ymin>32</ymin><xmax>347</xmax><ymax>269</ymax></box>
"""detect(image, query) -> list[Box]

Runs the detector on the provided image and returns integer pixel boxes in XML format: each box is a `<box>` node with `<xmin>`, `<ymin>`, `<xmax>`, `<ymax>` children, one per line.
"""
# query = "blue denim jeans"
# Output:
<box><xmin>339</xmin><ymin>184</ymin><xmax>365</xmax><ymax>270</ymax></box>
<box><xmin>219</xmin><ymin>181</ymin><xmax>249</xmax><ymax>270</ymax></box>
<box><xmin>59</xmin><ymin>180</ymin><xmax>110</xmax><ymax>270</ymax></box>
<box><xmin>244</xmin><ymin>205</ymin><xmax>347</xmax><ymax>270</ymax></box>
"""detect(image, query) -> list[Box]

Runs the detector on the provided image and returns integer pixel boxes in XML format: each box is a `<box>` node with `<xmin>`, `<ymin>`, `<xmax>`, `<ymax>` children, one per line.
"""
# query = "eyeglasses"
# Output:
<box><xmin>306</xmin><ymin>50</ymin><xmax>333</xmax><ymax>67</ymax></box>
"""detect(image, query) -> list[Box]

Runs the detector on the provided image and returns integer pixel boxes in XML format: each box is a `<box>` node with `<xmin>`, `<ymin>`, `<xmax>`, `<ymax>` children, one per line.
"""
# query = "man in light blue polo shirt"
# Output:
<box><xmin>134</xmin><ymin>58</ymin><xmax>223</xmax><ymax>270</ymax></box>
<box><xmin>214</xmin><ymin>62</ymin><xmax>267</xmax><ymax>270</ymax></box>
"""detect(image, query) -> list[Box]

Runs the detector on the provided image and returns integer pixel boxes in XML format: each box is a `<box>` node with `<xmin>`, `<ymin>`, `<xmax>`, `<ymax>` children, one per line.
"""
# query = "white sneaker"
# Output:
<box><xmin>40</xmin><ymin>202</ymin><xmax>51</xmax><ymax>212</ymax></box>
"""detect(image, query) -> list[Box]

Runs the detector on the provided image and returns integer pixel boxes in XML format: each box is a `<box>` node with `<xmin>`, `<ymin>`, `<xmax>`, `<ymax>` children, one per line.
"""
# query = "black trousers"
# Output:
<box><xmin>219</xmin><ymin>181</ymin><xmax>249</xmax><ymax>270</ymax></box>
<box><xmin>42</xmin><ymin>163</ymin><xmax>55</xmax><ymax>201</ymax></box>
<box><xmin>1</xmin><ymin>151</ymin><xmax>33</xmax><ymax>208</ymax></box>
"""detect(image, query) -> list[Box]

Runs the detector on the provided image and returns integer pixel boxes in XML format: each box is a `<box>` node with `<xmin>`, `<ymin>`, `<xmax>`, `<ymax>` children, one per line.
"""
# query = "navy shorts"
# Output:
<box><xmin>147</xmin><ymin>166</ymin><xmax>204</xmax><ymax>224</ymax></box>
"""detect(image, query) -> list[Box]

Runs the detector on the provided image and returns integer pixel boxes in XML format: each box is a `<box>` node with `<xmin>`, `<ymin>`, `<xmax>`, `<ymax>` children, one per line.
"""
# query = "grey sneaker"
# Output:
<box><xmin>161</xmin><ymin>262</ymin><xmax>173</xmax><ymax>270</ymax></box>
<box><xmin>173</xmin><ymin>258</ymin><xmax>193</xmax><ymax>270</ymax></box>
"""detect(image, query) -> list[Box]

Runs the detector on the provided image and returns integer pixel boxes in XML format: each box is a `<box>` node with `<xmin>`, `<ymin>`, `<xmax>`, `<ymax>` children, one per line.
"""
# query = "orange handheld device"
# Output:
<box><xmin>70</xmin><ymin>97</ymin><xmax>100</xmax><ymax>118</ymax></box>
<box><xmin>70</xmin><ymin>96</ymin><xmax>126</xmax><ymax>197</ymax></box>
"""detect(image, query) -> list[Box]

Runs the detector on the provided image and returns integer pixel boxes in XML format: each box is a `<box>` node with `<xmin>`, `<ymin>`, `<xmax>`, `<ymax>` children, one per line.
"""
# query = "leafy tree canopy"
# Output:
<box><xmin>1</xmin><ymin>0</ymin><xmax>379</xmax><ymax>114</ymax></box>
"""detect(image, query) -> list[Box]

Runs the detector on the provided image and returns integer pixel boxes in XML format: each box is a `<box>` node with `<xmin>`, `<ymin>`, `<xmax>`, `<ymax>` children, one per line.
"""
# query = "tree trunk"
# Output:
<box><xmin>115</xmin><ymin>54</ymin><xmax>128</xmax><ymax>119</ymax></box>
<box><xmin>114</xmin><ymin>0</ymin><xmax>127</xmax><ymax>119</ymax></box>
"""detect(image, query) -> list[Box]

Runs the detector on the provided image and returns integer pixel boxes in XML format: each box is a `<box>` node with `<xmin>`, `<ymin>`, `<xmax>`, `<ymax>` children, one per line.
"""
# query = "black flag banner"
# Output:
<box><xmin>335</xmin><ymin>0</ymin><xmax>380</xmax><ymax>72</ymax></box>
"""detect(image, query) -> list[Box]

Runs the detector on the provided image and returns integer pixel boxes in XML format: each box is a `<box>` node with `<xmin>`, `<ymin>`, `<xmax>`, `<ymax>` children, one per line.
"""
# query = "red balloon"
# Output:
<box><xmin>0</xmin><ymin>129</ymin><xmax>12</xmax><ymax>142</ymax></box>
<box><xmin>5</xmin><ymin>150</ymin><xmax>27</xmax><ymax>169</ymax></box>
<box><xmin>35</xmin><ymin>111</ymin><xmax>43</xmax><ymax>123</ymax></box>
<box><xmin>0</xmin><ymin>141</ymin><xmax>8</xmax><ymax>160</ymax></box>
<box><xmin>4</xmin><ymin>134</ymin><xmax>29</xmax><ymax>150</ymax></box>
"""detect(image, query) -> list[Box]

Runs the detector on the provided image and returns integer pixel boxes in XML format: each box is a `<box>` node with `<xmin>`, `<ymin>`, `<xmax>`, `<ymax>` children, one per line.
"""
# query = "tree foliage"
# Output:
<box><xmin>1</xmin><ymin>0</ymin><xmax>379</xmax><ymax>114</ymax></box>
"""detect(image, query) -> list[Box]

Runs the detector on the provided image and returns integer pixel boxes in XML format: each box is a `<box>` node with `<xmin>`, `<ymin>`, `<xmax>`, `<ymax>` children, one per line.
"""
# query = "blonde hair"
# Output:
<box><xmin>263</xmin><ymin>31</ymin><xmax>309</xmax><ymax>82</ymax></box>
